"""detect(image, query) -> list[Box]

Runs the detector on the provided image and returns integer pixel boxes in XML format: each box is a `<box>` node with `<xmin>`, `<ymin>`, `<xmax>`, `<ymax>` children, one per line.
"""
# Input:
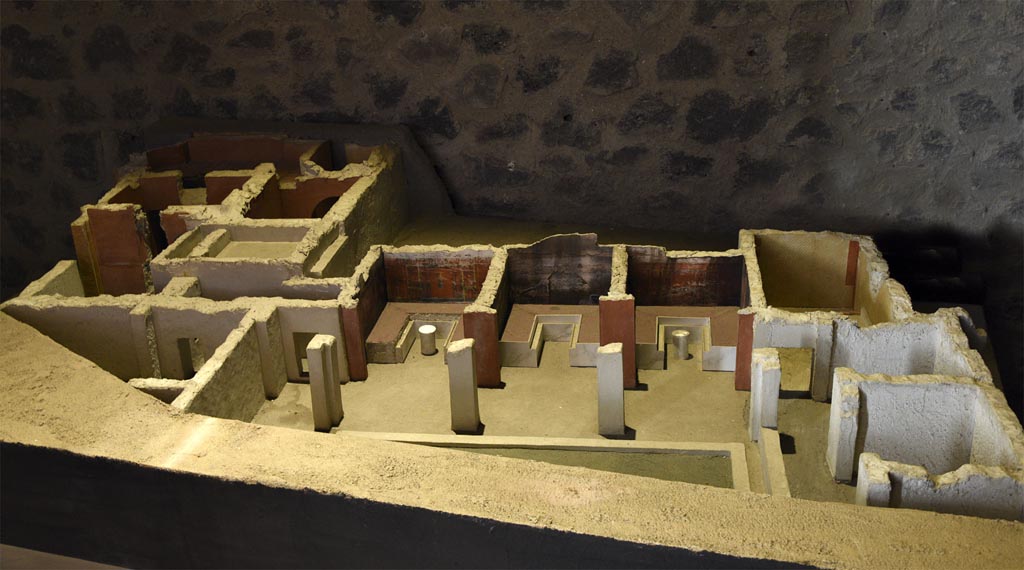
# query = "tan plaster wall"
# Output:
<box><xmin>754</xmin><ymin>232</ymin><xmax>854</xmax><ymax>309</ymax></box>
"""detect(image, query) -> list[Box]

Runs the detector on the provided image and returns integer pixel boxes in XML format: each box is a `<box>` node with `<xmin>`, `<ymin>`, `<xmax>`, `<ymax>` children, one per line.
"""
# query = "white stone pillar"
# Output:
<box><xmin>446</xmin><ymin>338</ymin><xmax>480</xmax><ymax>433</ymax></box>
<box><xmin>307</xmin><ymin>334</ymin><xmax>344</xmax><ymax>433</ymax></box>
<box><xmin>748</xmin><ymin>350</ymin><xmax>781</xmax><ymax>442</ymax></box>
<box><xmin>597</xmin><ymin>343</ymin><xmax>625</xmax><ymax>436</ymax></box>
<box><xmin>672</xmin><ymin>329</ymin><xmax>691</xmax><ymax>360</ymax></box>
<box><xmin>419</xmin><ymin>324</ymin><xmax>438</xmax><ymax>356</ymax></box>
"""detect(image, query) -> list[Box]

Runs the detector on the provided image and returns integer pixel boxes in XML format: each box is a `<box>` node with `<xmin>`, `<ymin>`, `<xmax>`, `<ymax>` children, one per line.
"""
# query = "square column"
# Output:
<box><xmin>340</xmin><ymin>305</ymin><xmax>369</xmax><ymax>381</ymax></box>
<box><xmin>597</xmin><ymin>343</ymin><xmax>625</xmax><ymax>437</ymax></box>
<box><xmin>599</xmin><ymin>296</ymin><xmax>636</xmax><ymax>389</ymax></box>
<box><xmin>307</xmin><ymin>334</ymin><xmax>344</xmax><ymax>433</ymax></box>
<box><xmin>463</xmin><ymin>307</ymin><xmax>502</xmax><ymax>388</ymax></box>
<box><xmin>748</xmin><ymin>349</ymin><xmax>781</xmax><ymax>442</ymax></box>
<box><xmin>734</xmin><ymin>311</ymin><xmax>755</xmax><ymax>390</ymax></box>
<box><xmin>446</xmin><ymin>339</ymin><xmax>481</xmax><ymax>434</ymax></box>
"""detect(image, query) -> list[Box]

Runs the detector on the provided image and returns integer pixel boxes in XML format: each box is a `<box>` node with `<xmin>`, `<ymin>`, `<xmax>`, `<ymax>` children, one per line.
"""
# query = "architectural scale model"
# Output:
<box><xmin>1</xmin><ymin>120</ymin><xmax>1021</xmax><ymax>568</ymax></box>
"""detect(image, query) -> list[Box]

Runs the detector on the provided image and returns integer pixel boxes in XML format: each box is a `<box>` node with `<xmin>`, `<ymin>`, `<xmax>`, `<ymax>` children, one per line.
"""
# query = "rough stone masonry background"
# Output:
<box><xmin>1</xmin><ymin>0</ymin><xmax>1022</xmax><ymax>415</ymax></box>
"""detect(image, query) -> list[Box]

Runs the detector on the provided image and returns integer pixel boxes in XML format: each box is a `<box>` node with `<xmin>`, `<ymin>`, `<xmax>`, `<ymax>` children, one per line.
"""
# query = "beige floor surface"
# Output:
<box><xmin>254</xmin><ymin>336</ymin><xmax>856</xmax><ymax>502</ymax></box>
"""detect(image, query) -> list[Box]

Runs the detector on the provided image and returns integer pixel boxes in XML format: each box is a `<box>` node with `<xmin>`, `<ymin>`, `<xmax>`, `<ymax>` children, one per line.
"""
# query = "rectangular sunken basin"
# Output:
<box><xmin>345</xmin><ymin>433</ymin><xmax>749</xmax><ymax>491</ymax></box>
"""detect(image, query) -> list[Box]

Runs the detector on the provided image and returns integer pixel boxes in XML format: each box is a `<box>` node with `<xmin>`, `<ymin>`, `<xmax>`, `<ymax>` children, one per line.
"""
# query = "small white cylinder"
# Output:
<box><xmin>672</xmin><ymin>330</ymin><xmax>691</xmax><ymax>360</ymax></box>
<box><xmin>419</xmin><ymin>324</ymin><xmax>438</xmax><ymax>356</ymax></box>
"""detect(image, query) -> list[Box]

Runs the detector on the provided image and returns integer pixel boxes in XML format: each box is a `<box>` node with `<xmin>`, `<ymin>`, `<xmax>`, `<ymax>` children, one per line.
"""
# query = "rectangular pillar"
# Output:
<box><xmin>86</xmin><ymin>205</ymin><xmax>152</xmax><ymax>295</ymax></box>
<box><xmin>597</xmin><ymin>343</ymin><xmax>625</xmax><ymax>437</ymax></box>
<box><xmin>734</xmin><ymin>312</ymin><xmax>755</xmax><ymax>390</ymax></box>
<box><xmin>599</xmin><ymin>296</ymin><xmax>636</xmax><ymax>389</ymax></box>
<box><xmin>446</xmin><ymin>339</ymin><xmax>481</xmax><ymax>434</ymax></box>
<box><xmin>826</xmin><ymin>376</ymin><xmax>860</xmax><ymax>482</ymax></box>
<box><xmin>463</xmin><ymin>307</ymin><xmax>501</xmax><ymax>388</ymax></box>
<box><xmin>340</xmin><ymin>306</ymin><xmax>368</xmax><ymax>381</ymax></box>
<box><xmin>307</xmin><ymin>335</ymin><xmax>344</xmax><ymax>433</ymax></box>
<box><xmin>253</xmin><ymin>307</ymin><xmax>288</xmax><ymax>399</ymax></box>
<box><xmin>748</xmin><ymin>350</ymin><xmax>781</xmax><ymax>442</ymax></box>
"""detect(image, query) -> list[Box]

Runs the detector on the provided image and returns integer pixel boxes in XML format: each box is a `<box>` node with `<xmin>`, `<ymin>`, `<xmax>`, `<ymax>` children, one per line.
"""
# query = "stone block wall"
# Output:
<box><xmin>0</xmin><ymin>0</ymin><xmax>1021</xmax><ymax>415</ymax></box>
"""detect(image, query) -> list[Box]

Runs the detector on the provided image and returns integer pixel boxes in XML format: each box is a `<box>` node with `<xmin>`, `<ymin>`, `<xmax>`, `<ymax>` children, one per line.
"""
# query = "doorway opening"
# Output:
<box><xmin>176</xmin><ymin>337</ymin><xmax>205</xmax><ymax>379</ymax></box>
<box><xmin>292</xmin><ymin>332</ymin><xmax>317</xmax><ymax>377</ymax></box>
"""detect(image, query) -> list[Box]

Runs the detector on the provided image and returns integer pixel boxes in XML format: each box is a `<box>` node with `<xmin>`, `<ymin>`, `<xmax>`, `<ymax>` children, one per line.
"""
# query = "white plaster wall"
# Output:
<box><xmin>127</xmin><ymin>377</ymin><xmax>187</xmax><ymax>404</ymax></box>
<box><xmin>279</xmin><ymin>277</ymin><xmax>346</xmax><ymax>300</ymax></box>
<box><xmin>2</xmin><ymin>302</ymin><xmax>141</xmax><ymax>380</ymax></box>
<box><xmin>752</xmin><ymin>318</ymin><xmax>833</xmax><ymax>401</ymax></box>
<box><xmin>749</xmin><ymin>348</ymin><xmax>781</xmax><ymax>442</ymax></box>
<box><xmin>276</xmin><ymin>305</ymin><xmax>348</xmax><ymax>382</ymax></box>
<box><xmin>858</xmin><ymin>382</ymin><xmax>976</xmax><ymax>474</ymax></box>
<box><xmin>150</xmin><ymin>307</ymin><xmax>246</xmax><ymax>380</ymax></box>
<box><xmin>896</xmin><ymin>471</ymin><xmax>1024</xmax><ymax>521</ymax></box>
<box><xmin>832</xmin><ymin>319</ymin><xmax>937</xmax><ymax>377</ymax></box>
<box><xmin>753</xmin><ymin>232</ymin><xmax>853</xmax><ymax>309</ymax></box>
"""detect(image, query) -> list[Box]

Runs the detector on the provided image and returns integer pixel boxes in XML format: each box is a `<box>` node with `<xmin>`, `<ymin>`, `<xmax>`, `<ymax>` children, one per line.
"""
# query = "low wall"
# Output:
<box><xmin>856</xmin><ymin>453</ymin><xmax>1024</xmax><ymax>521</ymax></box>
<box><xmin>832</xmin><ymin>310</ymin><xmax>991</xmax><ymax>383</ymax></box>
<box><xmin>0</xmin><ymin>443</ymin><xmax>792</xmax><ymax>569</ymax></box>
<box><xmin>827</xmin><ymin>369</ymin><xmax>980</xmax><ymax>481</ymax></box>
<box><xmin>832</xmin><ymin>319</ymin><xmax>939</xmax><ymax>377</ymax></box>
<box><xmin>152</xmin><ymin>257</ymin><xmax>304</xmax><ymax>300</ymax></box>
<box><xmin>758</xmin><ymin>428</ymin><xmax>791</xmax><ymax>497</ymax></box>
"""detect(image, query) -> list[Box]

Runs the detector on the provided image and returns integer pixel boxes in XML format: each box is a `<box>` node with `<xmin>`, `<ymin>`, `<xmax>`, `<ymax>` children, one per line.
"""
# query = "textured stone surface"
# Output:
<box><xmin>0</xmin><ymin>0</ymin><xmax>1021</xmax><ymax>417</ymax></box>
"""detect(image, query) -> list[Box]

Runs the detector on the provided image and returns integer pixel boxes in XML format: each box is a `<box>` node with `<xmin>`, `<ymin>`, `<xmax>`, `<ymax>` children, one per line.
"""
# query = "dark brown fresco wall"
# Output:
<box><xmin>0</xmin><ymin>0</ymin><xmax>1021</xmax><ymax>416</ymax></box>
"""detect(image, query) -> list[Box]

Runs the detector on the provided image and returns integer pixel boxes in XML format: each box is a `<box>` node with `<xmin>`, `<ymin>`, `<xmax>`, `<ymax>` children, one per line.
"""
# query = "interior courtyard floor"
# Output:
<box><xmin>253</xmin><ymin>337</ymin><xmax>855</xmax><ymax>502</ymax></box>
